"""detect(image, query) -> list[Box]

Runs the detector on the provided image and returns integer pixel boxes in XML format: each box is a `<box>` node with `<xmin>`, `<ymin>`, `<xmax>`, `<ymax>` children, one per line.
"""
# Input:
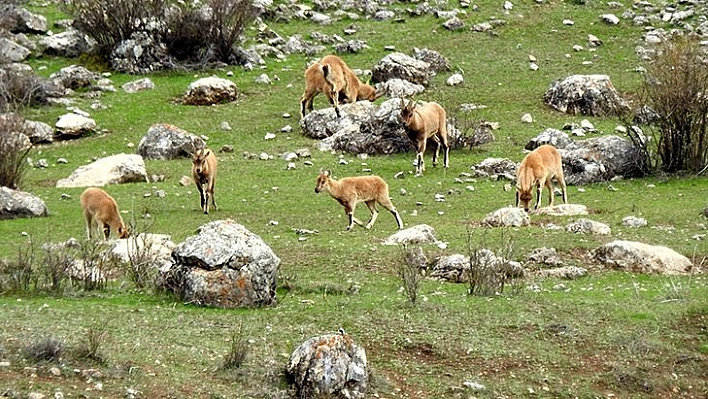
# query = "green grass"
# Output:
<box><xmin>1</xmin><ymin>0</ymin><xmax>707</xmax><ymax>397</ymax></box>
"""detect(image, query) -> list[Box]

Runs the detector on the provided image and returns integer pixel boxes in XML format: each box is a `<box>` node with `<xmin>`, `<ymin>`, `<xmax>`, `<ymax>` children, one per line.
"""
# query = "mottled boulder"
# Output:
<box><xmin>56</xmin><ymin>153</ymin><xmax>149</xmax><ymax>188</ymax></box>
<box><xmin>49</xmin><ymin>65</ymin><xmax>100</xmax><ymax>90</ymax></box>
<box><xmin>110</xmin><ymin>31</ymin><xmax>172</xmax><ymax>74</ymax></box>
<box><xmin>527</xmin><ymin>247</ymin><xmax>563</xmax><ymax>266</ymax></box>
<box><xmin>38</xmin><ymin>28</ymin><xmax>95</xmax><ymax>58</ymax></box>
<box><xmin>382</xmin><ymin>224</ymin><xmax>440</xmax><ymax>246</ymax></box>
<box><xmin>0</xmin><ymin>187</ymin><xmax>48</xmax><ymax>219</ymax></box>
<box><xmin>372</xmin><ymin>52</ymin><xmax>432</xmax><ymax>86</ymax></box>
<box><xmin>592</xmin><ymin>240</ymin><xmax>693</xmax><ymax>275</ymax></box>
<box><xmin>533</xmin><ymin>204</ymin><xmax>588</xmax><ymax>216</ymax></box>
<box><xmin>2</xmin><ymin>6</ymin><xmax>48</xmax><ymax>34</ymax></box>
<box><xmin>162</xmin><ymin>220</ymin><xmax>279</xmax><ymax>308</ymax></box>
<box><xmin>469</xmin><ymin>158</ymin><xmax>517</xmax><ymax>179</ymax></box>
<box><xmin>413</xmin><ymin>48</ymin><xmax>451</xmax><ymax>73</ymax></box>
<box><xmin>525</xmin><ymin>130</ymin><xmax>647</xmax><ymax>184</ymax></box>
<box><xmin>286</xmin><ymin>333</ymin><xmax>368</xmax><ymax>399</ymax></box>
<box><xmin>565</xmin><ymin>218</ymin><xmax>611</xmax><ymax>235</ymax></box>
<box><xmin>183</xmin><ymin>76</ymin><xmax>238</xmax><ymax>105</ymax></box>
<box><xmin>122</xmin><ymin>78</ymin><xmax>155</xmax><ymax>93</ymax></box>
<box><xmin>304</xmin><ymin>98</ymin><xmax>461</xmax><ymax>156</ymax></box>
<box><xmin>432</xmin><ymin>249</ymin><xmax>524</xmax><ymax>283</ymax></box>
<box><xmin>0</xmin><ymin>37</ymin><xmax>31</xmax><ymax>63</ymax></box>
<box><xmin>137</xmin><ymin>123</ymin><xmax>205</xmax><ymax>160</ymax></box>
<box><xmin>483</xmin><ymin>207</ymin><xmax>530</xmax><ymax>227</ymax></box>
<box><xmin>430</xmin><ymin>254</ymin><xmax>470</xmax><ymax>283</ymax></box>
<box><xmin>376</xmin><ymin>78</ymin><xmax>425</xmax><ymax>98</ymax></box>
<box><xmin>54</xmin><ymin>113</ymin><xmax>97</xmax><ymax>140</ymax></box>
<box><xmin>22</xmin><ymin>119</ymin><xmax>54</xmax><ymax>144</ymax></box>
<box><xmin>543</xmin><ymin>74</ymin><xmax>630</xmax><ymax>117</ymax></box>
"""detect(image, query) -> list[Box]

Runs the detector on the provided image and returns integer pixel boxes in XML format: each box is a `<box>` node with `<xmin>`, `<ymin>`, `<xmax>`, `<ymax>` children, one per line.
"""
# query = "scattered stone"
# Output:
<box><xmin>483</xmin><ymin>207</ymin><xmax>530</xmax><ymax>227</ymax></box>
<box><xmin>565</xmin><ymin>218</ymin><xmax>611</xmax><ymax>235</ymax></box>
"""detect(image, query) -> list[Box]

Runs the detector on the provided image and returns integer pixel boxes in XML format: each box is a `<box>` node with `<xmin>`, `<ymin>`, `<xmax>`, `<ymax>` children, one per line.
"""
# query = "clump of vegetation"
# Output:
<box><xmin>60</xmin><ymin>0</ymin><xmax>259</xmax><ymax>68</ymax></box>
<box><xmin>0</xmin><ymin>113</ymin><xmax>32</xmax><ymax>189</ymax></box>
<box><xmin>23</xmin><ymin>336</ymin><xmax>63</xmax><ymax>363</ymax></box>
<box><xmin>397</xmin><ymin>244</ymin><xmax>424</xmax><ymax>304</ymax></box>
<box><xmin>632</xmin><ymin>35</ymin><xmax>708</xmax><ymax>174</ymax></box>
<box><xmin>466</xmin><ymin>229</ymin><xmax>520</xmax><ymax>296</ymax></box>
<box><xmin>74</xmin><ymin>323</ymin><xmax>109</xmax><ymax>364</ymax></box>
<box><xmin>220</xmin><ymin>322</ymin><xmax>249</xmax><ymax>370</ymax></box>
<box><xmin>0</xmin><ymin>68</ymin><xmax>53</xmax><ymax>111</ymax></box>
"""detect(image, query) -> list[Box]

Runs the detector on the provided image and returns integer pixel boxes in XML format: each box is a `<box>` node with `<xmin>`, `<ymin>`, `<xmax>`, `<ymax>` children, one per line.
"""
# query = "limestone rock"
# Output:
<box><xmin>56</xmin><ymin>153</ymin><xmax>149</xmax><ymax>188</ymax></box>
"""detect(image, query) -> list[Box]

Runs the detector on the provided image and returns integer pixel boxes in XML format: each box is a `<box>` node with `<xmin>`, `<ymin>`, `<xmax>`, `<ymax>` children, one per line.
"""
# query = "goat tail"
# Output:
<box><xmin>321</xmin><ymin>64</ymin><xmax>336</xmax><ymax>87</ymax></box>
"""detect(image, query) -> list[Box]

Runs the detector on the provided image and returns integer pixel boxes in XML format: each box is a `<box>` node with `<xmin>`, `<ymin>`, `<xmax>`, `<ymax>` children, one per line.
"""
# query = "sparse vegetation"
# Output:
<box><xmin>634</xmin><ymin>35</ymin><xmax>708</xmax><ymax>174</ymax></box>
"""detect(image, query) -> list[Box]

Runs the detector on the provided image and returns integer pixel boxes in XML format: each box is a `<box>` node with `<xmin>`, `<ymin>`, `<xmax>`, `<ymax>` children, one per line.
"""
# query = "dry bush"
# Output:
<box><xmin>637</xmin><ymin>36</ymin><xmax>708</xmax><ymax>174</ymax></box>
<box><xmin>220</xmin><ymin>322</ymin><xmax>249</xmax><ymax>370</ymax></box>
<box><xmin>466</xmin><ymin>228</ymin><xmax>521</xmax><ymax>297</ymax></box>
<box><xmin>397</xmin><ymin>244</ymin><xmax>424</xmax><ymax>304</ymax></box>
<box><xmin>0</xmin><ymin>67</ymin><xmax>54</xmax><ymax>111</ymax></box>
<box><xmin>162</xmin><ymin>0</ymin><xmax>259</xmax><ymax>65</ymax></box>
<box><xmin>74</xmin><ymin>323</ymin><xmax>109</xmax><ymax>364</ymax></box>
<box><xmin>60</xmin><ymin>0</ymin><xmax>259</xmax><ymax>67</ymax></box>
<box><xmin>0</xmin><ymin>114</ymin><xmax>32</xmax><ymax>189</ymax></box>
<box><xmin>23</xmin><ymin>336</ymin><xmax>63</xmax><ymax>363</ymax></box>
<box><xmin>59</xmin><ymin>0</ymin><xmax>168</xmax><ymax>59</ymax></box>
<box><xmin>0</xmin><ymin>240</ymin><xmax>36</xmax><ymax>294</ymax></box>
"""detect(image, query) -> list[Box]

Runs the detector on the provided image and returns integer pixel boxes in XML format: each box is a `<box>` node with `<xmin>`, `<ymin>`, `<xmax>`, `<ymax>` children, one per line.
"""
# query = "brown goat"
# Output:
<box><xmin>80</xmin><ymin>187</ymin><xmax>129</xmax><ymax>240</ymax></box>
<box><xmin>515</xmin><ymin>144</ymin><xmax>568</xmax><ymax>212</ymax></box>
<box><xmin>300</xmin><ymin>55</ymin><xmax>381</xmax><ymax>118</ymax></box>
<box><xmin>315</xmin><ymin>170</ymin><xmax>403</xmax><ymax>231</ymax></box>
<box><xmin>400</xmin><ymin>98</ymin><xmax>450</xmax><ymax>175</ymax></box>
<box><xmin>191</xmin><ymin>148</ymin><xmax>217</xmax><ymax>214</ymax></box>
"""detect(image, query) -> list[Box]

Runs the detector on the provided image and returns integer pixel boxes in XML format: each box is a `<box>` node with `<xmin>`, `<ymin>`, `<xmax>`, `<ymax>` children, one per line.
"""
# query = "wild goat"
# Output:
<box><xmin>400</xmin><ymin>98</ymin><xmax>450</xmax><ymax>175</ymax></box>
<box><xmin>300</xmin><ymin>55</ymin><xmax>381</xmax><ymax>118</ymax></box>
<box><xmin>515</xmin><ymin>144</ymin><xmax>568</xmax><ymax>212</ymax></box>
<box><xmin>314</xmin><ymin>170</ymin><xmax>403</xmax><ymax>231</ymax></box>
<box><xmin>191</xmin><ymin>148</ymin><xmax>218</xmax><ymax>214</ymax></box>
<box><xmin>80</xmin><ymin>187</ymin><xmax>129</xmax><ymax>240</ymax></box>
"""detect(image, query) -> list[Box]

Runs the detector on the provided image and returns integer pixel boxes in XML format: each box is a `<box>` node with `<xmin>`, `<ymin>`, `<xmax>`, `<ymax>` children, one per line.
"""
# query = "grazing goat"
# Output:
<box><xmin>300</xmin><ymin>55</ymin><xmax>381</xmax><ymax>118</ymax></box>
<box><xmin>191</xmin><ymin>148</ymin><xmax>218</xmax><ymax>214</ymax></box>
<box><xmin>315</xmin><ymin>170</ymin><xmax>403</xmax><ymax>231</ymax></box>
<box><xmin>400</xmin><ymin>98</ymin><xmax>450</xmax><ymax>175</ymax></box>
<box><xmin>80</xmin><ymin>187</ymin><xmax>129</xmax><ymax>240</ymax></box>
<box><xmin>515</xmin><ymin>144</ymin><xmax>568</xmax><ymax>212</ymax></box>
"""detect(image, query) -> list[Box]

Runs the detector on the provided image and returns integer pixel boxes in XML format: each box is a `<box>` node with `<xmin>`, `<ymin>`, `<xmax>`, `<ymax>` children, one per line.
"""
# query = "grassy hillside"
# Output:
<box><xmin>0</xmin><ymin>0</ymin><xmax>706</xmax><ymax>398</ymax></box>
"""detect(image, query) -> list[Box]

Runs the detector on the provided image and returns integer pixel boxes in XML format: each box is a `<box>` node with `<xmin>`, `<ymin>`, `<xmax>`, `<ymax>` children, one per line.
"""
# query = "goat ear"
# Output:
<box><xmin>204</xmin><ymin>149</ymin><xmax>211</xmax><ymax>157</ymax></box>
<box><xmin>324</xmin><ymin>170</ymin><xmax>331</xmax><ymax>177</ymax></box>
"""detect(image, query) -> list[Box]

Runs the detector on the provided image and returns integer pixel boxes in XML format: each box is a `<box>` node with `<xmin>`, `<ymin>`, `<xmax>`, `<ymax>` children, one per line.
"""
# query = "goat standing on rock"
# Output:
<box><xmin>400</xmin><ymin>98</ymin><xmax>450</xmax><ymax>175</ymax></box>
<box><xmin>300</xmin><ymin>55</ymin><xmax>381</xmax><ymax>118</ymax></box>
<box><xmin>315</xmin><ymin>170</ymin><xmax>403</xmax><ymax>231</ymax></box>
<box><xmin>515</xmin><ymin>144</ymin><xmax>568</xmax><ymax>212</ymax></box>
<box><xmin>192</xmin><ymin>148</ymin><xmax>217</xmax><ymax>214</ymax></box>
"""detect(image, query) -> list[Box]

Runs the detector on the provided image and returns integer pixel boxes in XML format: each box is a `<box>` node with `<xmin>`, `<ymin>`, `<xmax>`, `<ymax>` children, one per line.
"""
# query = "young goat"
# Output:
<box><xmin>191</xmin><ymin>148</ymin><xmax>218</xmax><ymax>214</ymax></box>
<box><xmin>515</xmin><ymin>144</ymin><xmax>568</xmax><ymax>212</ymax></box>
<box><xmin>300</xmin><ymin>55</ymin><xmax>381</xmax><ymax>118</ymax></box>
<box><xmin>314</xmin><ymin>170</ymin><xmax>403</xmax><ymax>231</ymax></box>
<box><xmin>80</xmin><ymin>187</ymin><xmax>129</xmax><ymax>240</ymax></box>
<box><xmin>400</xmin><ymin>98</ymin><xmax>450</xmax><ymax>175</ymax></box>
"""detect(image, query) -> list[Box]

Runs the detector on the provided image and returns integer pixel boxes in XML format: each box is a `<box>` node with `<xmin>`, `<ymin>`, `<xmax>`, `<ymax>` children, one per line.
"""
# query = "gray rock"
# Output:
<box><xmin>38</xmin><ymin>28</ymin><xmax>95</xmax><ymax>58</ymax></box>
<box><xmin>543</xmin><ymin>74</ymin><xmax>630</xmax><ymax>117</ymax></box>
<box><xmin>2</xmin><ymin>6</ymin><xmax>48</xmax><ymax>34</ymax></box>
<box><xmin>162</xmin><ymin>219</ymin><xmax>280</xmax><ymax>308</ymax></box>
<box><xmin>372</xmin><ymin>52</ymin><xmax>432</xmax><ymax>86</ymax></box>
<box><xmin>376</xmin><ymin>78</ymin><xmax>425</xmax><ymax>98</ymax></box>
<box><xmin>0</xmin><ymin>187</ymin><xmax>48</xmax><ymax>220</ymax></box>
<box><xmin>483</xmin><ymin>207</ymin><xmax>530</xmax><ymax>227</ymax></box>
<box><xmin>565</xmin><ymin>218</ymin><xmax>611</xmax><ymax>235</ymax></box>
<box><xmin>49</xmin><ymin>65</ymin><xmax>100</xmax><ymax>90</ymax></box>
<box><xmin>413</xmin><ymin>48</ymin><xmax>451</xmax><ymax>73</ymax></box>
<box><xmin>122</xmin><ymin>78</ymin><xmax>155</xmax><ymax>93</ymax></box>
<box><xmin>621</xmin><ymin>216</ymin><xmax>647</xmax><ymax>227</ymax></box>
<box><xmin>286</xmin><ymin>333</ymin><xmax>368</xmax><ymax>399</ymax></box>
<box><xmin>137</xmin><ymin>123</ymin><xmax>205</xmax><ymax>160</ymax></box>
<box><xmin>111</xmin><ymin>233</ymin><xmax>175</xmax><ymax>270</ymax></box>
<box><xmin>382</xmin><ymin>224</ymin><xmax>440</xmax><ymax>246</ymax></box>
<box><xmin>54</xmin><ymin>113</ymin><xmax>97</xmax><ymax>140</ymax></box>
<box><xmin>430</xmin><ymin>254</ymin><xmax>470</xmax><ymax>283</ymax></box>
<box><xmin>527</xmin><ymin>247</ymin><xmax>563</xmax><ymax>266</ymax></box>
<box><xmin>592</xmin><ymin>240</ymin><xmax>693</xmax><ymax>275</ymax></box>
<box><xmin>110</xmin><ymin>31</ymin><xmax>172</xmax><ymax>74</ymax></box>
<box><xmin>183</xmin><ymin>76</ymin><xmax>238</xmax><ymax>105</ymax></box>
<box><xmin>533</xmin><ymin>204</ymin><xmax>588</xmax><ymax>216</ymax></box>
<box><xmin>0</xmin><ymin>38</ymin><xmax>31</xmax><ymax>63</ymax></box>
<box><xmin>56</xmin><ymin>153</ymin><xmax>149</xmax><ymax>188</ymax></box>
